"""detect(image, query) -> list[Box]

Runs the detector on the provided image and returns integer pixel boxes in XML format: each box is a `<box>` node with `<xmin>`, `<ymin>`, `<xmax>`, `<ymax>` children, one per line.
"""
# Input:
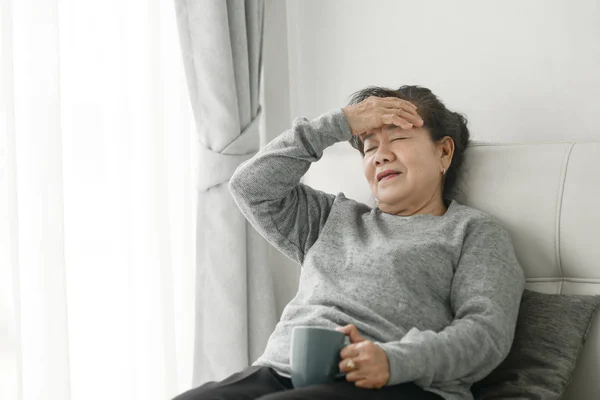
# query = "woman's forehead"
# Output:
<box><xmin>362</xmin><ymin>125</ymin><xmax>416</xmax><ymax>141</ymax></box>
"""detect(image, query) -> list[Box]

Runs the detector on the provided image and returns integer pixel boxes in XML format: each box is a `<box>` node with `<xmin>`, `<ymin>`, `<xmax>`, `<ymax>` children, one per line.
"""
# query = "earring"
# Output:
<box><xmin>441</xmin><ymin>168</ymin><xmax>446</xmax><ymax>175</ymax></box>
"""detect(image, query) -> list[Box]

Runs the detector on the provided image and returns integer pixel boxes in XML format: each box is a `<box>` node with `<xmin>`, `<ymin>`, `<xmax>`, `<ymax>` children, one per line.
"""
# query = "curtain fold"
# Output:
<box><xmin>174</xmin><ymin>0</ymin><xmax>277</xmax><ymax>386</ymax></box>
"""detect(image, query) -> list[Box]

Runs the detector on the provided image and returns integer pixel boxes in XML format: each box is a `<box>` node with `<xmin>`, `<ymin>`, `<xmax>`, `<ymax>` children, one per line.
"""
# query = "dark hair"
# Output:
<box><xmin>347</xmin><ymin>85</ymin><xmax>470</xmax><ymax>201</ymax></box>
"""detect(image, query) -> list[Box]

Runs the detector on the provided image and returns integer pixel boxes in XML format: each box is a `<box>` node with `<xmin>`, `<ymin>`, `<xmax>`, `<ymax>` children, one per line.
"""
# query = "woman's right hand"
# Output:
<box><xmin>341</xmin><ymin>96</ymin><xmax>424</xmax><ymax>137</ymax></box>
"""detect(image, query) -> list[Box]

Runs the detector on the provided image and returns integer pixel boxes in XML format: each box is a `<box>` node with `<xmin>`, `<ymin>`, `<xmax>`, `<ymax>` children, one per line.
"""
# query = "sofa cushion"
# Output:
<box><xmin>471</xmin><ymin>289</ymin><xmax>600</xmax><ymax>399</ymax></box>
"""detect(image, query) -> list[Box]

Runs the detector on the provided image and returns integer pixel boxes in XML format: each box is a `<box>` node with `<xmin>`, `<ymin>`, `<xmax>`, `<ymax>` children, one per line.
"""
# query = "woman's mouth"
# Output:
<box><xmin>379</xmin><ymin>173</ymin><xmax>401</xmax><ymax>183</ymax></box>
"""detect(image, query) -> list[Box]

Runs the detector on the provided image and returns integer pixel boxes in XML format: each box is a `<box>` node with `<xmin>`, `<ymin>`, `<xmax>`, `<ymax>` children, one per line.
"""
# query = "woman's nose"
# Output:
<box><xmin>373</xmin><ymin>144</ymin><xmax>395</xmax><ymax>164</ymax></box>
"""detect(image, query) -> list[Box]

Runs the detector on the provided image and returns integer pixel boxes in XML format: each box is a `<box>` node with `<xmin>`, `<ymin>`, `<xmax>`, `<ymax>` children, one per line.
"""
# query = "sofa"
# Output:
<box><xmin>303</xmin><ymin>139</ymin><xmax>600</xmax><ymax>399</ymax></box>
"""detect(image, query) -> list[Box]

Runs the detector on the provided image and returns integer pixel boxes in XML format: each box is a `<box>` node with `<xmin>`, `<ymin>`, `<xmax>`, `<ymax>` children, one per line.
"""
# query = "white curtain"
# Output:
<box><xmin>0</xmin><ymin>1</ymin><xmax>197</xmax><ymax>399</ymax></box>
<box><xmin>174</xmin><ymin>0</ymin><xmax>277</xmax><ymax>386</ymax></box>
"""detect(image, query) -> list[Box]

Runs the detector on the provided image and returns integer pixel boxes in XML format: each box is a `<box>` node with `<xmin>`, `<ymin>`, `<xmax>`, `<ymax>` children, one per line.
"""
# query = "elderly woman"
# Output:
<box><xmin>177</xmin><ymin>85</ymin><xmax>525</xmax><ymax>400</ymax></box>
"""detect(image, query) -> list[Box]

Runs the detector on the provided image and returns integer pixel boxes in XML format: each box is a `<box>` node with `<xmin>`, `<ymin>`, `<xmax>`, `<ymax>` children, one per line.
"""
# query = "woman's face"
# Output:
<box><xmin>361</xmin><ymin>124</ymin><xmax>454</xmax><ymax>214</ymax></box>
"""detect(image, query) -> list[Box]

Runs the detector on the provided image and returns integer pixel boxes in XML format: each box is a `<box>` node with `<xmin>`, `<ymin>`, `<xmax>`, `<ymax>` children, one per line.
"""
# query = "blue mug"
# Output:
<box><xmin>290</xmin><ymin>326</ymin><xmax>352</xmax><ymax>388</ymax></box>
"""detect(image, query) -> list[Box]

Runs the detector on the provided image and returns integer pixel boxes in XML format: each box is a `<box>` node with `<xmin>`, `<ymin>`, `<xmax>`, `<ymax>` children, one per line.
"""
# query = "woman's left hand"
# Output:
<box><xmin>336</xmin><ymin>324</ymin><xmax>391</xmax><ymax>389</ymax></box>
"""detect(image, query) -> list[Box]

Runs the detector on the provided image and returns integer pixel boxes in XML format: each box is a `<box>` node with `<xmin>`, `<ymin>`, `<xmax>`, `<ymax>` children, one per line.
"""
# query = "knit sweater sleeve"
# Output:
<box><xmin>228</xmin><ymin>109</ymin><xmax>353</xmax><ymax>265</ymax></box>
<box><xmin>376</xmin><ymin>219</ymin><xmax>526</xmax><ymax>388</ymax></box>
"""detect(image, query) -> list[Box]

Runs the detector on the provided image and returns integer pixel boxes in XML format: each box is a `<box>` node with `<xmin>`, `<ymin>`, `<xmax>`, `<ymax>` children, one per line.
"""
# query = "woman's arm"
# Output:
<box><xmin>229</xmin><ymin>109</ymin><xmax>352</xmax><ymax>265</ymax></box>
<box><xmin>375</xmin><ymin>219</ymin><xmax>526</xmax><ymax>388</ymax></box>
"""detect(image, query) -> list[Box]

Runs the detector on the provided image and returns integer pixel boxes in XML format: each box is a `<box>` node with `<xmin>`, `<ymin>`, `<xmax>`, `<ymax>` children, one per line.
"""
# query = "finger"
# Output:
<box><xmin>338</xmin><ymin>357</ymin><xmax>355</xmax><ymax>372</ymax></box>
<box><xmin>340</xmin><ymin>345</ymin><xmax>359</xmax><ymax>359</ymax></box>
<box><xmin>371</xmin><ymin>98</ymin><xmax>418</xmax><ymax>118</ymax></box>
<box><xmin>396</xmin><ymin>107</ymin><xmax>424</xmax><ymax>126</ymax></box>
<box><xmin>354</xmin><ymin>379</ymin><xmax>371</xmax><ymax>389</ymax></box>
<box><xmin>336</xmin><ymin>324</ymin><xmax>362</xmax><ymax>342</ymax></box>
<box><xmin>376</xmin><ymin>96</ymin><xmax>417</xmax><ymax>110</ymax></box>
<box><xmin>343</xmin><ymin>324</ymin><xmax>356</xmax><ymax>337</ymax></box>
<box><xmin>345</xmin><ymin>371</ymin><xmax>363</xmax><ymax>383</ymax></box>
<box><xmin>386</xmin><ymin>104</ymin><xmax>422</xmax><ymax>125</ymax></box>
<box><xmin>338</xmin><ymin>358</ymin><xmax>350</xmax><ymax>373</ymax></box>
<box><xmin>348</xmin><ymin>325</ymin><xmax>366</xmax><ymax>343</ymax></box>
<box><xmin>381</xmin><ymin>114</ymin><xmax>412</xmax><ymax>130</ymax></box>
<box><xmin>335</xmin><ymin>327</ymin><xmax>352</xmax><ymax>339</ymax></box>
<box><xmin>376</xmin><ymin>98</ymin><xmax>419</xmax><ymax>114</ymax></box>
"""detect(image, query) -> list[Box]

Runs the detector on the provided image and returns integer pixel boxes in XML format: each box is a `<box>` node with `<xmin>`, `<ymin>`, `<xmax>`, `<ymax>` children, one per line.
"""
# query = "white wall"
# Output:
<box><xmin>261</xmin><ymin>0</ymin><xmax>600</xmax><ymax>316</ymax></box>
<box><xmin>286</xmin><ymin>0</ymin><xmax>600</xmax><ymax>143</ymax></box>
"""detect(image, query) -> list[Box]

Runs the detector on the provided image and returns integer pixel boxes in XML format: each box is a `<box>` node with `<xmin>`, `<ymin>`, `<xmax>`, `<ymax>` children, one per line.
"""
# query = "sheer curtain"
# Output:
<box><xmin>0</xmin><ymin>1</ymin><xmax>197</xmax><ymax>400</ymax></box>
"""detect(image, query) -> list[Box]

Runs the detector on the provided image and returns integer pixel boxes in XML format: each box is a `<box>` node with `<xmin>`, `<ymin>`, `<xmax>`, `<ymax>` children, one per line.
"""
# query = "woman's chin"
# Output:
<box><xmin>375</xmin><ymin>191</ymin><xmax>404</xmax><ymax>205</ymax></box>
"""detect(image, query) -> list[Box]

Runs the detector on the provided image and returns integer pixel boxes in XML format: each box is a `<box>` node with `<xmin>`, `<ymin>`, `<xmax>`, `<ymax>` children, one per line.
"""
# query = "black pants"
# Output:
<box><xmin>173</xmin><ymin>366</ymin><xmax>443</xmax><ymax>400</ymax></box>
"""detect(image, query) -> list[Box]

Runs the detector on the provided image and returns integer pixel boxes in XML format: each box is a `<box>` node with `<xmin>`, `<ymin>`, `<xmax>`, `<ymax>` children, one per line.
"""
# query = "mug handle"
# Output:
<box><xmin>334</xmin><ymin>336</ymin><xmax>352</xmax><ymax>379</ymax></box>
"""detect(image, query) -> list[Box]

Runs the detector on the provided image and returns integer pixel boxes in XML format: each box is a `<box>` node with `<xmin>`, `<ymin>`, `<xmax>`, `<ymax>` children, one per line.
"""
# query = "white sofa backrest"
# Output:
<box><xmin>303</xmin><ymin>140</ymin><xmax>600</xmax><ymax>399</ymax></box>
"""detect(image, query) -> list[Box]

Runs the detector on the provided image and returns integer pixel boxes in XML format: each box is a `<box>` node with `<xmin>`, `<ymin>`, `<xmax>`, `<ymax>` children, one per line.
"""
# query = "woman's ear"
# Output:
<box><xmin>440</xmin><ymin>136</ymin><xmax>455</xmax><ymax>168</ymax></box>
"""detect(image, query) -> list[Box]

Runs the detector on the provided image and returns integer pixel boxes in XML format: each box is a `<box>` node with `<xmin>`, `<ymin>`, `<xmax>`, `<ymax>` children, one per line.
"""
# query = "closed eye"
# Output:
<box><xmin>364</xmin><ymin>137</ymin><xmax>406</xmax><ymax>153</ymax></box>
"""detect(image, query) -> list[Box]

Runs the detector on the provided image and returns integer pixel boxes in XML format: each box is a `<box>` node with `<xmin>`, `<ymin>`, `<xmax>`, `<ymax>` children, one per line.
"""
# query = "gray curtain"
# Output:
<box><xmin>174</xmin><ymin>0</ymin><xmax>276</xmax><ymax>386</ymax></box>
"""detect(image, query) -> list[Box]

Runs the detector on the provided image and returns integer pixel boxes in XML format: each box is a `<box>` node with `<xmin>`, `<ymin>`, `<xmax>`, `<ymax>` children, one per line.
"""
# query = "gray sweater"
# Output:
<box><xmin>228</xmin><ymin>109</ymin><xmax>525</xmax><ymax>400</ymax></box>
